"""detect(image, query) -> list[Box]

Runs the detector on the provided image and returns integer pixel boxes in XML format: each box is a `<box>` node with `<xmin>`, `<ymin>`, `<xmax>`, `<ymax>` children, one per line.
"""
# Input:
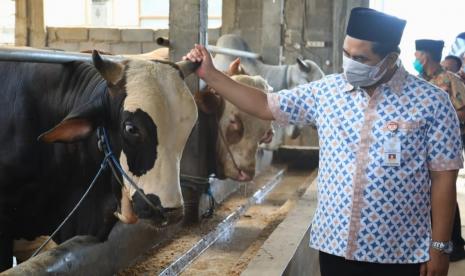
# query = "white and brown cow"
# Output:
<box><xmin>195</xmin><ymin>60</ymin><xmax>273</xmax><ymax>181</ymax></box>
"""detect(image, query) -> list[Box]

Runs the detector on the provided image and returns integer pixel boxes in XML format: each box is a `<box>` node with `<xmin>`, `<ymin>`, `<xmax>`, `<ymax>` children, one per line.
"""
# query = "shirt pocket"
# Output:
<box><xmin>380</xmin><ymin>119</ymin><xmax>425</xmax><ymax>167</ymax></box>
<box><xmin>396</xmin><ymin>120</ymin><xmax>425</xmax><ymax>166</ymax></box>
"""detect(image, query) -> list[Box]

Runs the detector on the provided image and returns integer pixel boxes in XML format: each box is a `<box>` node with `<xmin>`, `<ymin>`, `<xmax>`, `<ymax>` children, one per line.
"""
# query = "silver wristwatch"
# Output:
<box><xmin>430</xmin><ymin>240</ymin><xmax>453</xmax><ymax>254</ymax></box>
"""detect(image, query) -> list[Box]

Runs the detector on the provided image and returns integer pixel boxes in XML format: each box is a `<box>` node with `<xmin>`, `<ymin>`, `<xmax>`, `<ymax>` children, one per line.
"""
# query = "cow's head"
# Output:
<box><xmin>38</xmin><ymin>51</ymin><xmax>198</xmax><ymax>226</ymax></box>
<box><xmin>288</xmin><ymin>57</ymin><xmax>325</xmax><ymax>89</ymax></box>
<box><xmin>196</xmin><ymin>72</ymin><xmax>272</xmax><ymax>182</ymax></box>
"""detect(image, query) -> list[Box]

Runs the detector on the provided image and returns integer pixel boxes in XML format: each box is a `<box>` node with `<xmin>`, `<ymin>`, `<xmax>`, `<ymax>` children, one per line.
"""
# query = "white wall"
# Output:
<box><xmin>0</xmin><ymin>0</ymin><xmax>15</xmax><ymax>45</ymax></box>
<box><xmin>44</xmin><ymin>0</ymin><xmax>89</xmax><ymax>26</ymax></box>
<box><xmin>371</xmin><ymin>0</ymin><xmax>465</xmax><ymax>73</ymax></box>
<box><xmin>44</xmin><ymin>0</ymin><xmax>222</xmax><ymax>29</ymax></box>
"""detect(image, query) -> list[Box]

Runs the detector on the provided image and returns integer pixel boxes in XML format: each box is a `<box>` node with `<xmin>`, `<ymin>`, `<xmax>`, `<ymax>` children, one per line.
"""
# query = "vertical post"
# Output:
<box><xmin>169</xmin><ymin>0</ymin><xmax>208</xmax><ymax>222</ymax></box>
<box><xmin>27</xmin><ymin>0</ymin><xmax>46</xmax><ymax>47</ymax></box>
<box><xmin>332</xmin><ymin>0</ymin><xmax>369</xmax><ymax>73</ymax></box>
<box><xmin>199</xmin><ymin>0</ymin><xmax>208</xmax><ymax>47</ymax></box>
<box><xmin>15</xmin><ymin>0</ymin><xmax>45</xmax><ymax>47</ymax></box>
<box><xmin>15</xmin><ymin>0</ymin><xmax>27</xmax><ymax>46</ymax></box>
<box><xmin>221</xmin><ymin>0</ymin><xmax>237</xmax><ymax>35</ymax></box>
<box><xmin>261</xmin><ymin>0</ymin><xmax>284</xmax><ymax>65</ymax></box>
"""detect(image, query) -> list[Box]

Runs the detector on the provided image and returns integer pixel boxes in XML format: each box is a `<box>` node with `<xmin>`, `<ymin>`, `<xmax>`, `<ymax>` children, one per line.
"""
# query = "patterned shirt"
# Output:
<box><xmin>267</xmin><ymin>64</ymin><xmax>463</xmax><ymax>263</ymax></box>
<box><xmin>421</xmin><ymin>68</ymin><xmax>465</xmax><ymax>112</ymax></box>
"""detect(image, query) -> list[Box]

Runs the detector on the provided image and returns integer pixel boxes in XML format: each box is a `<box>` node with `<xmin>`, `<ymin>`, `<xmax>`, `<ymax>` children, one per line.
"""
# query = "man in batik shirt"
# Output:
<box><xmin>185</xmin><ymin>7</ymin><xmax>462</xmax><ymax>276</ymax></box>
<box><xmin>415</xmin><ymin>39</ymin><xmax>465</xmax><ymax>262</ymax></box>
<box><xmin>415</xmin><ymin>39</ymin><xmax>465</xmax><ymax>121</ymax></box>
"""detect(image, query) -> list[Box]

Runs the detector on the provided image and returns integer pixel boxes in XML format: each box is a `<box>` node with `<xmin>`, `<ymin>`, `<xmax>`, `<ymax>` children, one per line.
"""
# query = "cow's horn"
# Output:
<box><xmin>296</xmin><ymin>57</ymin><xmax>311</xmax><ymax>73</ymax></box>
<box><xmin>175</xmin><ymin>60</ymin><xmax>201</xmax><ymax>79</ymax></box>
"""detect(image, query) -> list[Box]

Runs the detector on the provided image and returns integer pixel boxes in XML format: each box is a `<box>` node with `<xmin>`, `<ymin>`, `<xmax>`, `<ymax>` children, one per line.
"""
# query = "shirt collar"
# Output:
<box><xmin>421</xmin><ymin>66</ymin><xmax>444</xmax><ymax>81</ymax></box>
<box><xmin>341</xmin><ymin>62</ymin><xmax>409</xmax><ymax>96</ymax></box>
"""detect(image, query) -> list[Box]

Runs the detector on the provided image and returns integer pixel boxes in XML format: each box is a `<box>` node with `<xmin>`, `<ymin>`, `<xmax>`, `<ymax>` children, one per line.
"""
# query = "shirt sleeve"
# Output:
<box><xmin>267</xmin><ymin>82</ymin><xmax>320</xmax><ymax>126</ymax></box>
<box><xmin>427</xmin><ymin>90</ymin><xmax>464</xmax><ymax>171</ymax></box>
<box><xmin>448</xmin><ymin>72</ymin><xmax>465</xmax><ymax>111</ymax></box>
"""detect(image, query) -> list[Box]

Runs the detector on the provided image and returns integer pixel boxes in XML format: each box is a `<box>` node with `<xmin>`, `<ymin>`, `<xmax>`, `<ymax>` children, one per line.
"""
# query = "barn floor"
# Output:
<box><xmin>118</xmin><ymin>168</ymin><xmax>316</xmax><ymax>275</ymax></box>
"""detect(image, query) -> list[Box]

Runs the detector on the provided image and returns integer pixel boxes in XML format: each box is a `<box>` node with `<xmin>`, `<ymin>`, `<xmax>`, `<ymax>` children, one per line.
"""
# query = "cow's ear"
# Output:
<box><xmin>92</xmin><ymin>50</ymin><xmax>125</xmax><ymax>85</ymax></box>
<box><xmin>227</xmin><ymin>58</ymin><xmax>242</xmax><ymax>76</ymax></box>
<box><xmin>194</xmin><ymin>90</ymin><xmax>223</xmax><ymax>114</ymax></box>
<box><xmin>38</xmin><ymin>100</ymin><xmax>102</xmax><ymax>143</ymax></box>
<box><xmin>38</xmin><ymin>118</ymin><xmax>94</xmax><ymax>143</ymax></box>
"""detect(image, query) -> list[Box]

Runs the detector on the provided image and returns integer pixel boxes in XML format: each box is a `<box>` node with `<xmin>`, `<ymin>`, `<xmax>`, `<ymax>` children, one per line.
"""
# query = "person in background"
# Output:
<box><xmin>449</xmin><ymin>33</ymin><xmax>465</xmax><ymax>82</ymax></box>
<box><xmin>442</xmin><ymin>55</ymin><xmax>463</xmax><ymax>74</ymax></box>
<box><xmin>186</xmin><ymin>7</ymin><xmax>463</xmax><ymax>276</ymax></box>
<box><xmin>415</xmin><ymin>39</ymin><xmax>465</xmax><ymax>262</ymax></box>
<box><xmin>460</xmin><ymin>53</ymin><xmax>465</xmax><ymax>83</ymax></box>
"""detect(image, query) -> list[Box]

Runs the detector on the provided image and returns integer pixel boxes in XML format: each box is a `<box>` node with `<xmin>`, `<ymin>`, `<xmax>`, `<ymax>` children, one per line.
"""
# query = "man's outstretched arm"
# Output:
<box><xmin>183</xmin><ymin>44</ymin><xmax>274</xmax><ymax>121</ymax></box>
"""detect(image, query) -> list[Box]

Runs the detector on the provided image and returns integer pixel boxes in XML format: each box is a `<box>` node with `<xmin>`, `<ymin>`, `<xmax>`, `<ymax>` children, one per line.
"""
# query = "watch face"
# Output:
<box><xmin>432</xmin><ymin>241</ymin><xmax>454</xmax><ymax>254</ymax></box>
<box><xmin>445</xmin><ymin>241</ymin><xmax>454</xmax><ymax>254</ymax></box>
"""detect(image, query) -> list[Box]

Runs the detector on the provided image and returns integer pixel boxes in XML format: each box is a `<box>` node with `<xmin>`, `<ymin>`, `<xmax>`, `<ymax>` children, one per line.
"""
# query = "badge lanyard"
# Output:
<box><xmin>383</xmin><ymin>121</ymin><xmax>401</xmax><ymax>167</ymax></box>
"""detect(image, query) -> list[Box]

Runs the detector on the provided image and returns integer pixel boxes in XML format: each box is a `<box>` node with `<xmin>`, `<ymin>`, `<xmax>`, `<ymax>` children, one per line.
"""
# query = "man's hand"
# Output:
<box><xmin>181</xmin><ymin>44</ymin><xmax>275</xmax><ymax>121</ymax></box>
<box><xmin>182</xmin><ymin>44</ymin><xmax>216</xmax><ymax>81</ymax></box>
<box><xmin>419</xmin><ymin>248</ymin><xmax>449</xmax><ymax>276</ymax></box>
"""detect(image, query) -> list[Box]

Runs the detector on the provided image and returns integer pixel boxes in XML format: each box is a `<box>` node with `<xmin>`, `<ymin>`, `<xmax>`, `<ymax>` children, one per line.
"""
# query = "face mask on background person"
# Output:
<box><xmin>413</xmin><ymin>59</ymin><xmax>424</xmax><ymax>74</ymax></box>
<box><xmin>342</xmin><ymin>55</ymin><xmax>393</xmax><ymax>87</ymax></box>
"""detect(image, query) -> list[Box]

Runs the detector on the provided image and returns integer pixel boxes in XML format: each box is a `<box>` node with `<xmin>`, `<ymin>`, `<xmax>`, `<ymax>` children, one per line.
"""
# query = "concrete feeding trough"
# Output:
<box><xmin>4</xmin><ymin>168</ymin><xmax>281</xmax><ymax>275</ymax></box>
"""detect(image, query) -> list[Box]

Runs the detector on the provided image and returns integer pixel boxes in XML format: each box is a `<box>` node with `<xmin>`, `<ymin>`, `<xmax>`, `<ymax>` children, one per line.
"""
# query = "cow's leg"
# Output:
<box><xmin>0</xmin><ymin>231</ymin><xmax>13</xmax><ymax>271</ymax></box>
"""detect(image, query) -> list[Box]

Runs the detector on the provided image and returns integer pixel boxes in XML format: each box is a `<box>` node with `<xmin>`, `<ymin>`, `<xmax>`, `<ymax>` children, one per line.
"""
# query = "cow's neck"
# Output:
<box><xmin>62</xmin><ymin>63</ymin><xmax>107</xmax><ymax>113</ymax></box>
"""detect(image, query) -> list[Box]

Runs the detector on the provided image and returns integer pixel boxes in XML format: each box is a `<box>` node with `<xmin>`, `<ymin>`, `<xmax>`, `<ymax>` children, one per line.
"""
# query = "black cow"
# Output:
<box><xmin>0</xmin><ymin>51</ymin><xmax>199</xmax><ymax>271</ymax></box>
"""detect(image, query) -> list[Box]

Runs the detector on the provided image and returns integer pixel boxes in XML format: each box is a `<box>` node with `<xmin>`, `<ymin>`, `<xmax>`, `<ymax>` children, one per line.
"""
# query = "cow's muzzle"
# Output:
<box><xmin>132</xmin><ymin>193</ymin><xmax>183</xmax><ymax>226</ymax></box>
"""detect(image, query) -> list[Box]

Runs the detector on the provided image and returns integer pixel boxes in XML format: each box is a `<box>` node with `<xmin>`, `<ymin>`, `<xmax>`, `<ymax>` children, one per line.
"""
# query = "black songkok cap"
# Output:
<box><xmin>415</xmin><ymin>39</ymin><xmax>444</xmax><ymax>61</ymax></box>
<box><xmin>346</xmin><ymin>7</ymin><xmax>406</xmax><ymax>45</ymax></box>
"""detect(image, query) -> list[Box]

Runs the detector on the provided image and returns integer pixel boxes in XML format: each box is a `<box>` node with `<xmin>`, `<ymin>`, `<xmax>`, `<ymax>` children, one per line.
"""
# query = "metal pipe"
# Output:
<box><xmin>155</xmin><ymin>37</ymin><xmax>170</xmax><ymax>47</ymax></box>
<box><xmin>206</xmin><ymin>45</ymin><xmax>261</xmax><ymax>59</ymax></box>
<box><xmin>155</xmin><ymin>37</ymin><xmax>261</xmax><ymax>60</ymax></box>
<box><xmin>0</xmin><ymin>47</ymin><xmax>125</xmax><ymax>64</ymax></box>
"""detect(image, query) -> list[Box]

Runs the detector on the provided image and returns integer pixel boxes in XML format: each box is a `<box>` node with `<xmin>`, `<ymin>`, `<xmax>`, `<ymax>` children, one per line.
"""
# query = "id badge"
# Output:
<box><xmin>383</xmin><ymin>135</ymin><xmax>401</xmax><ymax>167</ymax></box>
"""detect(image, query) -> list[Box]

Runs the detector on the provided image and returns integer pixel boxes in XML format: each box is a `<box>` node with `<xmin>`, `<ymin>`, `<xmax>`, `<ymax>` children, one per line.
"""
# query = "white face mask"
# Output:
<box><xmin>343</xmin><ymin>55</ymin><xmax>390</xmax><ymax>87</ymax></box>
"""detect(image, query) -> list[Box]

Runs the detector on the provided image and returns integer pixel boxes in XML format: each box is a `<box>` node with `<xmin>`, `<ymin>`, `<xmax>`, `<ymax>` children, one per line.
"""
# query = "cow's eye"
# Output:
<box><xmin>226</xmin><ymin>115</ymin><xmax>244</xmax><ymax>145</ymax></box>
<box><xmin>124</xmin><ymin>123</ymin><xmax>139</xmax><ymax>136</ymax></box>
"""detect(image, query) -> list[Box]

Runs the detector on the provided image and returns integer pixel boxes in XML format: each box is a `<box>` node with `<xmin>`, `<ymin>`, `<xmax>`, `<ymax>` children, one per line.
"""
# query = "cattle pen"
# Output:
<box><xmin>0</xmin><ymin>0</ymin><xmax>357</xmax><ymax>274</ymax></box>
<box><xmin>3</xmin><ymin>143</ymin><xmax>320</xmax><ymax>275</ymax></box>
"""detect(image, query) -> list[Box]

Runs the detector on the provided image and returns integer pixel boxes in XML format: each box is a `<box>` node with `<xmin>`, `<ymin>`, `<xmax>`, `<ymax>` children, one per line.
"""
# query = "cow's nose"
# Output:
<box><xmin>238</xmin><ymin>170</ymin><xmax>253</xmax><ymax>182</ymax></box>
<box><xmin>132</xmin><ymin>193</ymin><xmax>166</xmax><ymax>224</ymax></box>
<box><xmin>260</xmin><ymin>129</ymin><xmax>274</xmax><ymax>144</ymax></box>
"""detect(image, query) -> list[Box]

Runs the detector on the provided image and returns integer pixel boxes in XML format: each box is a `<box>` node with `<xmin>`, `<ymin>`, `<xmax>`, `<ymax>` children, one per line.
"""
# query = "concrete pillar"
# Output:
<box><xmin>302</xmin><ymin>0</ymin><xmax>333</xmax><ymax>73</ymax></box>
<box><xmin>221</xmin><ymin>0</ymin><xmax>237</xmax><ymax>35</ymax></box>
<box><xmin>220</xmin><ymin>0</ymin><xmax>263</xmax><ymax>52</ymax></box>
<box><xmin>332</xmin><ymin>0</ymin><xmax>369</xmax><ymax>73</ymax></box>
<box><xmin>169</xmin><ymin>0</ymin><xmax>209</xmax><ymax>216</ymax></box>
<box><xmin>261</xmin><ymin>0</ymin><xmax>284</xmax><ymax>65</ymax></box>
<box><xmin>15</xmin><ymin>0</ymin><xmax>46</xmax><ymax>47</ymax></box>
<box><xmin>15</xmin><ymin>0</ymin><xmax>27</xmax><ymax>46</ymax></box>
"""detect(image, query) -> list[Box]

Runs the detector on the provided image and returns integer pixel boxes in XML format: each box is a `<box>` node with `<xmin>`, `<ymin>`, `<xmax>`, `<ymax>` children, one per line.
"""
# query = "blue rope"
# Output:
<box><xmin>31</xmin><ymin>156</ymin><xmax>109</xmax><ymax>258</ymax></box>
<box><xmin>31</xmin><ymin>127</ymin><xmax>165</xmax><ymax>258</ymax></box>
<box><xmin>99</xmin><ymin>128</ymin><xmax>163</xmax><ymax>215</ymax></box>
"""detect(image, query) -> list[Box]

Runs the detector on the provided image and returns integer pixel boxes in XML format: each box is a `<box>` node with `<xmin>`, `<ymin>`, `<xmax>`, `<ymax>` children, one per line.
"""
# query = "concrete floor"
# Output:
<box><xmin>180</xmin><ymin>170</ymin><xmax>315</xmax><ymax>276</ymax></box>
<box><xmin>448</xmin><ymin>167</ymin><xmax>465</xmax><ymax>276</ymax></box>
